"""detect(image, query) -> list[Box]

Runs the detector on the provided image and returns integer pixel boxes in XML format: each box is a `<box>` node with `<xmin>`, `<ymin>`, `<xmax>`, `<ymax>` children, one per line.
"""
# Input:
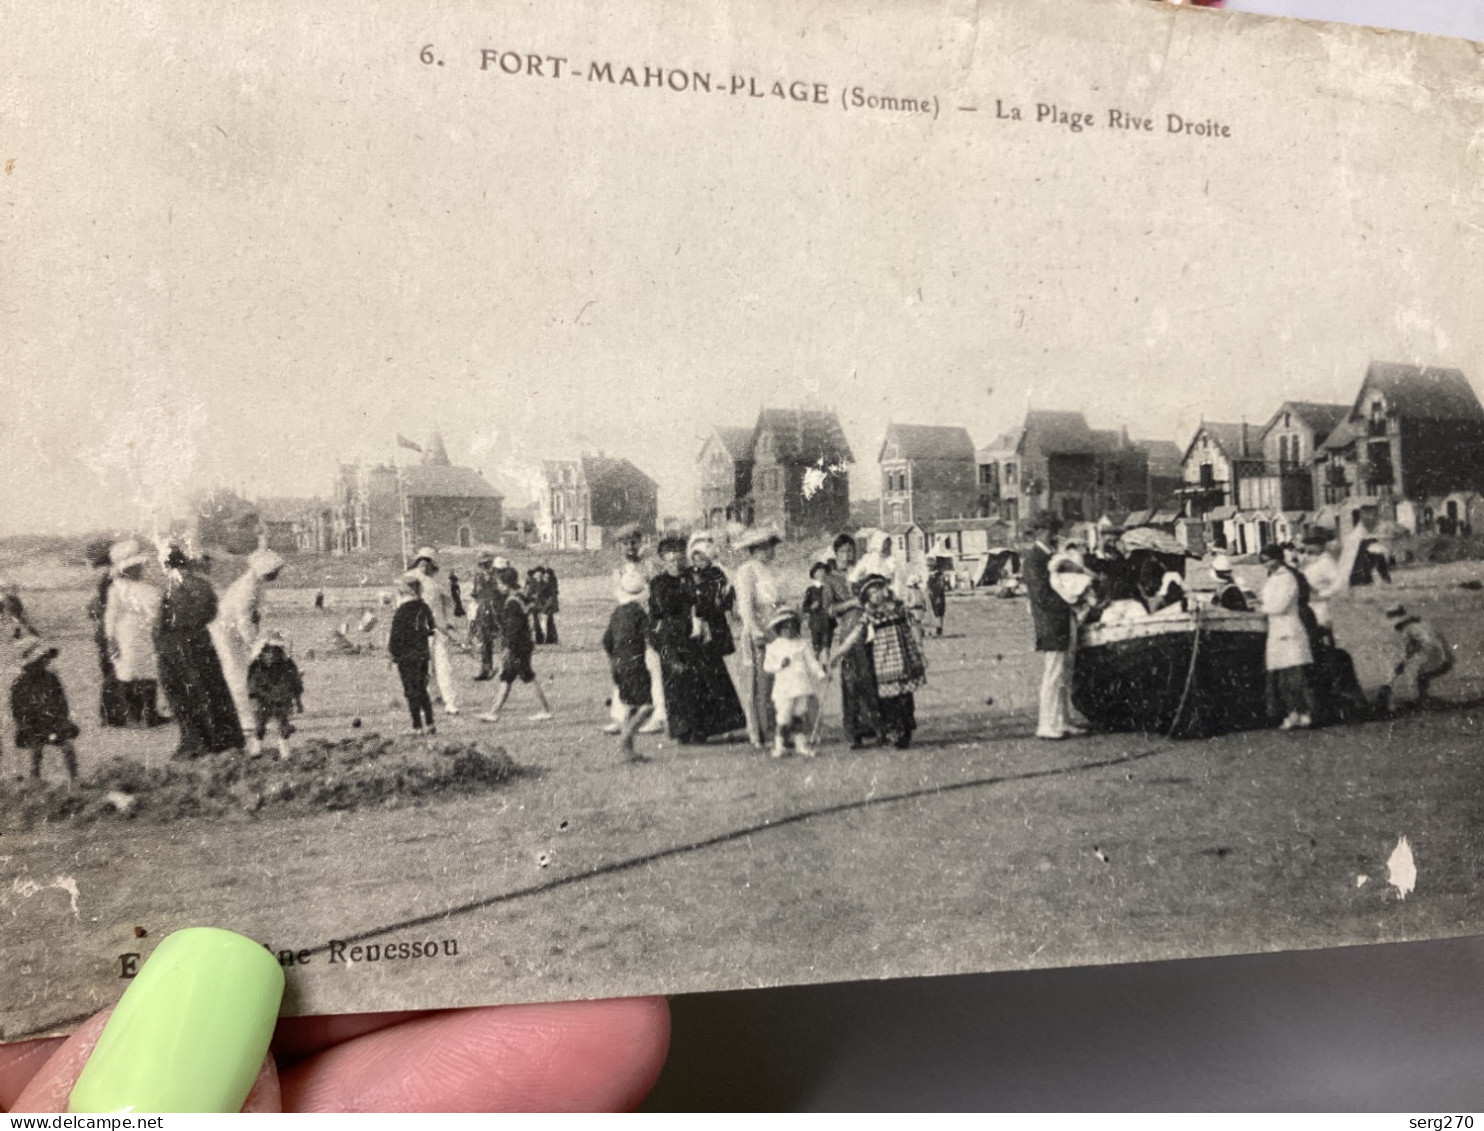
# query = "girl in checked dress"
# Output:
<box><xmin>837</xmin><ymin>573</ymin><xmax>927</xmax><ymax>749</ymax></box>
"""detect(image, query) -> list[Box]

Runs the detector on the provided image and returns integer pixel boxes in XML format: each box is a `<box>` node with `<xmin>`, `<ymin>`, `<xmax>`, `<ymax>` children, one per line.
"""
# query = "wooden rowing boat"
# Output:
<box><xmin>1071</xmin><ymin>609</ymin><xmax>1270</xmax><ymax>738</ymax></box>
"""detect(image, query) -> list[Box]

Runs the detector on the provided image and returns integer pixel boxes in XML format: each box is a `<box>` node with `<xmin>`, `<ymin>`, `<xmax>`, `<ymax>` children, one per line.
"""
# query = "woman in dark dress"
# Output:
<box><xmin>155</xmin><ymin>544</ymin><xmax>243</xmax><ymax>759</ymax></box>
<box><xmin>823</xmin><ymin>532</ymin><xmax>881</xmax><ymax>748</ymax></box>
<box><xmin>686</xmin><ymin>533</ymin><xmax>747</xmax><ymax>738</ymax></box>
<box><xmin>649</xmin><ymin>535</ymin><xmax>745</xmax><ymax>744</ymax></box>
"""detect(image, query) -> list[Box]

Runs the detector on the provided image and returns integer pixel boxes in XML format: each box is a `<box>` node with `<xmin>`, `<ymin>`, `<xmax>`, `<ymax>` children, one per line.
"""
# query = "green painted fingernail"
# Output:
<box><xmin>68</xmin><ymin>928</ymin><xmax>285</xmax><ymax>1114</ymax></box>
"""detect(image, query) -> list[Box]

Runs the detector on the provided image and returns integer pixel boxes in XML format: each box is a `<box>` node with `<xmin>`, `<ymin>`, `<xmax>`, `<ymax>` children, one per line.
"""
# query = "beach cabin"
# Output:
<box><xmin>885</xmin><ymin>522</ymin><xmax>927</xmax><ymax>564</ymax></box>
<box><xmin>1437</xmin><ymin>491</ymin><xmax>1482</xmax><ymax>536</ymax></box>
<box><xmin>930</xmin><ymin>516</ymin><xmax>1012</xmax><ymax>562</ymax></box>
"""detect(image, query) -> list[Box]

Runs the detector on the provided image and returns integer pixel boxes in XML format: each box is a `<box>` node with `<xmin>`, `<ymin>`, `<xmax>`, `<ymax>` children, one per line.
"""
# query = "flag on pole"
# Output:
<box><xmin>396</xmin><ymin>434</ymin><xmax>422</xmax><ymax>453</ymax></box>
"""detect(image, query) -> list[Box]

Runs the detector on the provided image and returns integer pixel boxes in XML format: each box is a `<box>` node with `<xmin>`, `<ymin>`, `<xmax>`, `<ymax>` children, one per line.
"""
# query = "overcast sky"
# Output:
<box><xmin>5</xmin><ymin>0</ymin><xmax>1482</xmax><ymax>534</ymax></box>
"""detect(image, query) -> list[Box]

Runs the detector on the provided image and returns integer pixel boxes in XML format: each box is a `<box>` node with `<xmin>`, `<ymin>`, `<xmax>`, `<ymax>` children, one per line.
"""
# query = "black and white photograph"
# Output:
<box><xmin>3</xmin><ymin>0</ymin><xmax>1484</xmax><ymax>1050</ymax></box>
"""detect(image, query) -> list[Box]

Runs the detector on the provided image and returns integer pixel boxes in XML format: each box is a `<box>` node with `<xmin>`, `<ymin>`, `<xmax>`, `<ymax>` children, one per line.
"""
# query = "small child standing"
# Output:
<box><xmin>479</xmin><ymin>567</ymin><xmax>555</xmax><ymax>725</ymax></box>
<box><xmin>387</xmin><ymin>576</ymin><xmax>437</xmax><ymax>736</ymax></box>
<box><xmin>801</xmin><ymin>552</ymin><xmax>834</xmax><ymax>659</ymax></box>
<box><xmin>601</xmin><ymin>571</ymin><xmax>654</xmax><ymax>761</ymax></box>
<box><xmin>903</xmin><ymin>575</ymin><xmax>930</xmax><ymax>643</ymax></box>
<box><xmin>926</xmin><ymin>557</ymin><xmax>950</xmax><ymax>636</ymax></box>
<box><xmin>763</xmin><ymin>608</ymin><xmax>827</xmax><ymax>758</ymax></box>
<box><xmin>246</xmin><ymin>631</ymin><xmax>304</xmax><ymax>759</ymax></box>
<box><xmin>10</xmin><ymin>638</ymin><xmax>79</xmax><ymax>782</ymax></box>
<box><xmin>836</xmin><ymin>574</ymin><xmax>928</xmax><ymax>749</ymax></box>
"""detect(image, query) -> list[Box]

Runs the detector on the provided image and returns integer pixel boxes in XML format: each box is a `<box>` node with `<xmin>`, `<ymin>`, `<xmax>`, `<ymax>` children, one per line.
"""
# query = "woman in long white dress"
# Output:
<box><xmin>103</xmin><ymin>539</ymin><xmax>163</xmax><ymax>726</ymax></box>
<box><xmin>1258</xmin><ymin>542</ymin><xmax>1315</xmax><ymax>730</ymax></box>
<box><xmin>734</xmin><ymin>527</ymin><xmax>784</xmax><ymax>748</ymax></box>
<box><xmin>210</xmin><ymin>548</ymin><xmax>285</xmax><ymax>737</ymax></box>
<box><xmin>849</xmin><ymin>530</ymin><xmax>903</xmax><ymax>598</ymax></box>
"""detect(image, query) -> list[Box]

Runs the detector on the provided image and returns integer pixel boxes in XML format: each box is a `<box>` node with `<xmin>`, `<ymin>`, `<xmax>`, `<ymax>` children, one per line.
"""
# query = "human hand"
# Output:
<box><xmin>1</xmin><ymin>930</ymin><xmax>669</xmax><ymax>1113</ymax></box>
<box><xmin>4</xmin><ymin>1003</ymin><xmax>670</xmax><ymax>1113</ymax></box>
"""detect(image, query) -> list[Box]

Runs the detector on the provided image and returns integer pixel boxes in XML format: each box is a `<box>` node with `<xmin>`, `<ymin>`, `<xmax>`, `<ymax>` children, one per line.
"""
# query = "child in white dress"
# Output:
<box><xmin>762</xmin><ymin>608</ymin><xmax>827</xmax><ymax>758</ymax></box>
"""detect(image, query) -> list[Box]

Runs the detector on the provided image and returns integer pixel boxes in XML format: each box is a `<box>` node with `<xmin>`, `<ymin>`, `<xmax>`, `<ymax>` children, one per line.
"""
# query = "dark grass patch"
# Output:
<box><xmin>0</xmin><ymin>733</ymin><xmax>524</xmax><ymax>830</ymax></box>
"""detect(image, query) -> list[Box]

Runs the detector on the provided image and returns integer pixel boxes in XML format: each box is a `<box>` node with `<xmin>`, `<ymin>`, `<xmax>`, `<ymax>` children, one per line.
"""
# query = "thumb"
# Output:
<box><xmin>12</xmin><ymin>929</ymin><xmax>284</xmax><ymax>1114</ymax></box>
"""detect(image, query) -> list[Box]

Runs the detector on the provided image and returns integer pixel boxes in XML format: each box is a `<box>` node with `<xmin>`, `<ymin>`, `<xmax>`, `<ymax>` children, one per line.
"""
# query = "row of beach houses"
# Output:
<box><xmin>248</xmin><ymin>361</ymin><xmax>1484</xmax><ymax>563</ymax></box>
<box><xmin>255</xmin><ymin>434</ymin><xmax>664</xmax><ymax>558</ymax></box>
<box><xmin>695</xmin><ymin>361</ymin><xmax>1484</xmax><ymax>567</ymax></box>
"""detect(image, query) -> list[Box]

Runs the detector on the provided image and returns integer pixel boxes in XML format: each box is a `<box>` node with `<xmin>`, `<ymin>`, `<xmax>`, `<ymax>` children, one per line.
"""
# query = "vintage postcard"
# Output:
<box><xmin>3</xmin><ymin>0</ymin><xmax>1483</xmax><ymax>1039</ymax></box>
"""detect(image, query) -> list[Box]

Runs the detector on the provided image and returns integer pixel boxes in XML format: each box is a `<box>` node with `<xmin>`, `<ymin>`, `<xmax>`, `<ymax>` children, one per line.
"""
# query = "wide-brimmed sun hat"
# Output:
<box><xmin>248</xmin><ymin>548</ymin><xmax>286</xmax><ymax>578</ymax></box>
<box><xmin>768</xmin><ymin>606</ymin><xmax>802</xmax><ymax>631</ymax></box>
<box><xmin>410</xmin><ymin>546</ymin><xmax>439</xmax><ymax>571</ymax></box>
<box><xmin>615</xmin><ymin>569</ymin><xmax>647</xmax><ymax>602</ymax></box>
<box><xmin>108</xmin><ymin>539</ymin><xmax>149</xmax><ymax>574</ymax></box>
<box><xmin>738</xmin><ymin>525</ymin><xmax>783</xmax><ymax>552</ymax></box>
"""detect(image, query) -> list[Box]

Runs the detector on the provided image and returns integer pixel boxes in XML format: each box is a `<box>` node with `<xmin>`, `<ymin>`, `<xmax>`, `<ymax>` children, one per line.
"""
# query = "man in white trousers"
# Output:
<box><xmin>1022</xmin><ymin>512</ymin><xmax>1085</xmax><ymax>740</ymax></box>
<box><xmin>407</xmin><ymin>546</ymin><xmax>459</xmax><ymax>715</ymax></box>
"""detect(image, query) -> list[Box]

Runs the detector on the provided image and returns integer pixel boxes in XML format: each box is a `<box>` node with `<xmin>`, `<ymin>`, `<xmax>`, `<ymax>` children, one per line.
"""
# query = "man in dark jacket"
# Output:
<box><xmin>1024</xmin><ymin>512</ymin><xmax>1085</xmax><ymax>740</ymax></box>
<box><xmin>470</xmin><ymin>554</ymin><xmax>501</xmax><ymax>680</ymax></box>
<box><xmin>388</xmin><ymin>577</ymin><xmax>437</xmax><ymax>735</ymax></box>
<box><xmin>1088</xmin><ymin>535</ymin><xmax>1139</xmax><ymax>603</ymax></box>
<box><xmin>477</xmin><ymin>567</ymin><xmax>554</xmax><ymax>724</ymax></box>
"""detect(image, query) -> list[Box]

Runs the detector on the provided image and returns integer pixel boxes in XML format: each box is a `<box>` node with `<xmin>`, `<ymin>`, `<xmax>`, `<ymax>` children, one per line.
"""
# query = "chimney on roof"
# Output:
<box><xmin>1241</xmin><ymin>421</ymin><xmax>1249</xmax><ymax>456</ymax></box>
